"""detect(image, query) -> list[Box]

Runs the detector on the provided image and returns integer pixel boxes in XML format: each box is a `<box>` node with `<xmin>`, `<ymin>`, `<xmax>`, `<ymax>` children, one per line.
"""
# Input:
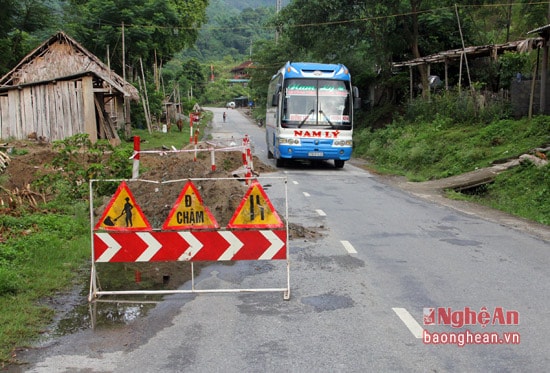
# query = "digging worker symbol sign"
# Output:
<box><xmin>90</xmin><ymin>177</ymin><xmax>290</xmax><ymax>299</ymax></box>
<box><xmin>93</xmin><ymin>179</ymin><xmax>287</xmax><ymax>261</ymax></box>
<box><xmin>94</xmin><ymin>181</ymin><xmax>151</xmax><ymax>231</ymax></box>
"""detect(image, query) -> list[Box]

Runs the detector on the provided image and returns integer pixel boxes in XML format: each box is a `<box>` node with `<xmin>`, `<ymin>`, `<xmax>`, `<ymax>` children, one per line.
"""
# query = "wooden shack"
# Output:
<box><xmin>0</xmin><ymin>31</ymin><xmax>139</xmax><ymax>144</ymax></box>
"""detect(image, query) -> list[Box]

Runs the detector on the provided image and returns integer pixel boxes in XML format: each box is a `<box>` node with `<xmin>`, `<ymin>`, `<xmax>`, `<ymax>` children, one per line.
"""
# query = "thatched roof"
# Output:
<box><xmin>0</xmin><ymin>31</ymin><xmax>139</xmax><ymax>100</ymax></box>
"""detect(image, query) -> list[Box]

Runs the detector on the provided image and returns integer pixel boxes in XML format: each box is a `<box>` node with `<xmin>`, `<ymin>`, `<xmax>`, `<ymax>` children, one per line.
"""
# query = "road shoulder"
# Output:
<box><xmin>348</xmin><ymin>158</ymin><xmax>550</xmax><ymax>243</ymax></box>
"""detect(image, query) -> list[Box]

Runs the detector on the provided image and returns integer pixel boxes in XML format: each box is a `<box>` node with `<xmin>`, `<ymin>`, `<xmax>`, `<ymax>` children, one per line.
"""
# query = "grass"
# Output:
<box><xmin>354</xmin><ymin>115</ymin><xmax>550</xmax><ymax>224</ymax></box>
<box><xmin>447</xmin><ymin>161</ymin><xmax>550</xmax><ymax>225</ymax></box>
<box><xmin>0</xmin><ymin>113</ymin><xmax>214</xmax><ymax>365</ymax></box>
<box><xmin>131</xmin><ymin>111</ymin><xmax>212</xmax><ymax>150</ymax></box>
<box><xmin>0</xmin><ymin>107</ymin><xmax>548</xmax><ymax>364</ymax></box>
<box><xmin>0</xmin><ymin>204</ymin><xmax>90</xmax><ymax>364</ymax></box>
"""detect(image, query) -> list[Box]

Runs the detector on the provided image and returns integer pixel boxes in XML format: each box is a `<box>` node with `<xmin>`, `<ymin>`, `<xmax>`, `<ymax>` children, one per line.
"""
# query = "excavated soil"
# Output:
<box><xmin>0</xmin><ymin>140</ymin><xmax>322</xmax><ymax>290</ymax></box>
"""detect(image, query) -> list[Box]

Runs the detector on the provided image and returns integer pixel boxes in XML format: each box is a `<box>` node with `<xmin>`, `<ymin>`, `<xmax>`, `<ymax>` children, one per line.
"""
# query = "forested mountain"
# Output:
<box><xmin>219</xmin><ymin>0</ymin><xmax>289</xmax><ymax>11</ymax></box>
<box><xmin>182</xmin><ymin>0</ymin><xmax>290</xmax><ymax>61</ymax></box>
<box><xmin>183</xmin><ymin>4</ymin><xmax>277</xmax><ymax>61</ymax></box>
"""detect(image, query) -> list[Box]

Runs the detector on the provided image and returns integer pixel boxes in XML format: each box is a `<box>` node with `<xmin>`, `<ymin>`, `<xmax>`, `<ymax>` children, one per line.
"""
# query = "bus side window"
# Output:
<box><xmin>272</xmin><ymin>84</ymin><xmax>281</xmax><ymax>107</ymax></box>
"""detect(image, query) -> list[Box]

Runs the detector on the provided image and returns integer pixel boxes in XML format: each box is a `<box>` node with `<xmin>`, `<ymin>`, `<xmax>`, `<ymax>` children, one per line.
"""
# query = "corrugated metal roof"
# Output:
<box><xmin>527</xmin><ymin>24</ymin><xmax>550</xmax><ymax>35</ymax></box>
<box><xmin>392</xmin><ymin>38</ymin><xmax>543</xmax><ymax>68</ymax></box>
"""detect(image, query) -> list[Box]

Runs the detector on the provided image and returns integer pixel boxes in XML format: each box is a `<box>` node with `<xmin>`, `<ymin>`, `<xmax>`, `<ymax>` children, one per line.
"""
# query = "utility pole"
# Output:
<box><xmin>122</xmin><ymin>22</ymin><xmax>131</xmax><ymax>138</ymax></box>
<box><xmin>540</xmin><ymin>4</ymin><xmax>550</xmax><ymax>114</ymax></box>
<box><xmin>276</xmin><ymin>0</ymin><xmax>282</xmax><ymax>43</ymax></box>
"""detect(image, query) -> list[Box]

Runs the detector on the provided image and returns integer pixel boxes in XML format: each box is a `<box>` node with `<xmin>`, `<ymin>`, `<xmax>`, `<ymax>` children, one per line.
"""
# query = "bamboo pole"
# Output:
<box><xmin>140</xmin><ymin>58</ymin><xmax>152</xmax><ymax>133</ymax></box>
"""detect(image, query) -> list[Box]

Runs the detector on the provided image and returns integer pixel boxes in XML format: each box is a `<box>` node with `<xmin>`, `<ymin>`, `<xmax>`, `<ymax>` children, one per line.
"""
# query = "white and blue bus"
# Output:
<box><xmin>266</xmin><ymin>62</ymin><xmax>360</xmax><ymax>168</ymax></box>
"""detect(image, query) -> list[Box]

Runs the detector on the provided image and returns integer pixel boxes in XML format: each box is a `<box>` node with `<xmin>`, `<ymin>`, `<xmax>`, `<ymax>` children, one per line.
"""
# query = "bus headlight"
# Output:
<box><xmin>279</xmin><ymin>138</ymin><xmax>301</xmax><ymax>145</ymax></box>
<box><xmin>333</xmin><ymin>140</ymin><xmax>352</xmax><ymax>146</ymax></box>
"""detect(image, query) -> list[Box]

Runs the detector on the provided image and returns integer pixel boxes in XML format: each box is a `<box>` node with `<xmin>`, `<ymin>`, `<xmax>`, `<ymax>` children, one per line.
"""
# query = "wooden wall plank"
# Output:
<box><xmin>68</xmin><ymin>81</ymin><xmax>80</xmax><ymax>133</ymax></box>
<box><xmin>22</xmin><ymin>88</ymin><xmax>35</xmax><ymax>136</ymax></box>
<box><xmin>36</xmin><ymin>85</ymin><xmax>51</xmax><ymax>140</ymax></box>
<box><xmin>8</xmin><ymin>91</ymin><xmax>20</xmax><ymax>139</ymax></box>
<box><xmin>42</xmin><ymin>85</ymin><xmax>51</xmax><ymax>140</ymax></box>
<box><xmin>48</xmin><ymin>84</ymin><xmax>58</xmax><ymax>140</ymax></box>
<box><xmin>82</xmin><ymin>76</ymin><xmax>97</xmax><ymax>142</ymax></box>
<box><xmin>54</xmin><ymin>84</ymin><xmax>64</xmax><ymax>139</ymax></box>
<box><xmin>0</xmin><ymin>96</ymin><xmax>7</xmax><ymax>139</ymax></box>
<box><xmin>75</xmin><ymin>80</ymin><xmax>84</xmax><ymax>132</ymax></box>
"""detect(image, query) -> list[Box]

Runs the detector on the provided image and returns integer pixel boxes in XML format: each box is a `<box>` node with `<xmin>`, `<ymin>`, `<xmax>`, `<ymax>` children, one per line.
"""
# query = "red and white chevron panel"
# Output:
<box><xmin>93</xmin><ymin>230</ymin><xmax>287</xmax><ymax>263</ymax></box>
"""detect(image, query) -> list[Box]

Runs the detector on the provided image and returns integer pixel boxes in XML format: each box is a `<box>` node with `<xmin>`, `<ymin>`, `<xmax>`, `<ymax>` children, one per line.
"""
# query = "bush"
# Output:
<box><xmin>34</xmin><ymin>134</ymin><xmax>133</xmax><ymax>201</ymax></box>
<box><xmin>403</xmin><ymin>89</ymin><xmax>511</xmax><ymax>126</ymax></box>
<box><xmin>354</xmin><ymin>114</ymin><xmax>549</xmax><ymax>181</ymax></box>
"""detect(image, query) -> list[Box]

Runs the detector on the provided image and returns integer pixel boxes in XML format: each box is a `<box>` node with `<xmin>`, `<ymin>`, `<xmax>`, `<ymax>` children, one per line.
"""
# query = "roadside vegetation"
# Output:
<box><xmin>354</xmin><ymin>92</ymin><xmax>550</xmax><ymax>225</ymax></box>
<box><xmin>2</xmin><ymin>0</ymin><xmax>550</xmax><ymax>367</ymax></box>
<box><xmin>0</xmin><ymin>117</ymin><xmax>209</xmax><ymax>365</ymax></box>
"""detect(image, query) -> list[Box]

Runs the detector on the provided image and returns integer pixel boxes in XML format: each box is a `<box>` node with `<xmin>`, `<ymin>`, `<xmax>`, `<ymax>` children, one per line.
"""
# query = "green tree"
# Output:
<box><xmin>190</xmin><ymin>5</ymin><xmax>276</xmax><ymax>61</ymax></box>
<box><xmin>63</xmin><ymin>0</ymin><xmax>208</xmax><ymax>78</ymax></box>
<box><xmin>0</xmin><ymin>0</ymin><xmax>60</xmax><ymax>75</ymax></box>
<box><xmin>181</xmin><ymin>58</ymin><xmax>206</xmax><ymax>97</ymax></box>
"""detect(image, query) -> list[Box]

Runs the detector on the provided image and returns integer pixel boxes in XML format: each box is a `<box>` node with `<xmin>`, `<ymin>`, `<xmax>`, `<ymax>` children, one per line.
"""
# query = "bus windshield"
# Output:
<box><xmin>281</xmin><ymin>79</ymin><xmax>351</xmax><ymax>129</ymax></box>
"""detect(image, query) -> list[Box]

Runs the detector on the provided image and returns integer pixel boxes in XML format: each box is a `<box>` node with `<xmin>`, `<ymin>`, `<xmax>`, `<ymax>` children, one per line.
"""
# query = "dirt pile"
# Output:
<box><xmin>1</xmin><ymin>140</ymin><xmax>321</xmax><ymax>241</ymax></box>
<box><xmin>0</xmin><ymin>141</ymin><xmax>275</xmax><ymax>289</ymax></box>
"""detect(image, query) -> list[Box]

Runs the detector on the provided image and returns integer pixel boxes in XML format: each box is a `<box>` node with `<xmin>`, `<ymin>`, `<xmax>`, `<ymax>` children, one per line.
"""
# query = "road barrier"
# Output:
<box><xmin>88</xmin><ymin>176</ymin><xmax>289</xmax><ymax>301</ymax></box>
<box><xmin>131</xmin><ymin>135</ymin><xmax>254</xmax><ymax>181</ymax></box>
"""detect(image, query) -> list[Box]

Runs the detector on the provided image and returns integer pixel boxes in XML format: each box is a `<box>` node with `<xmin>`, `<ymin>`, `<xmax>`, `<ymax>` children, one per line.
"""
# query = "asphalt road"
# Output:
<box><xmin>12</xmin><ymin>107</ymin><xmax>550</xmax><ymax>372</ymax></box>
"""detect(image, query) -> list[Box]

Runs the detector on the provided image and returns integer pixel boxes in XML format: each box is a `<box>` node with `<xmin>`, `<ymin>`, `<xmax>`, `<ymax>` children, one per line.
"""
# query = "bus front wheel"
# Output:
<box><xmin>334</xmin><ymin>160</ymin><xmax>345</xmax><ymax>169</ymax></box>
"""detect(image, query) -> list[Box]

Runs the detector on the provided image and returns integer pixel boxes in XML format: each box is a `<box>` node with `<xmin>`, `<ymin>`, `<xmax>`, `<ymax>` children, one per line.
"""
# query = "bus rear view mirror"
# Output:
<box><xmin>271</xmin><ymin>84</ymin><xmax>281</xmax><ymax>106</ymax></box>
<box><xmin>272</xmin><ymin>93</ymin><xmax>279</xmax><ymax>107</ymax></box>
<box><xmin>354</xmin><ymin>97</ymin><xmax>361</xmax><ymax>109</ymax></box>
<box><xmin>353</xmin><ymin>86</ymin><xmax>361</xmax><ymax>109</ymax></box>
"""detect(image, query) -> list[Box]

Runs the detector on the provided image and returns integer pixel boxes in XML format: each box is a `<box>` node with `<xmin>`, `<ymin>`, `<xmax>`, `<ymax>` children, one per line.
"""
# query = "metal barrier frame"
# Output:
<box><xmin>88</xmin><ymin>176</ymin><xmax>290</xmax><ymax>301</ymax></box>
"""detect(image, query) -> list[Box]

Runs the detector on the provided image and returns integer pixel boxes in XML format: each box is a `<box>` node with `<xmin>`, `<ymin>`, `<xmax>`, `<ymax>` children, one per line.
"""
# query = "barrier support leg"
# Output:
<box><xmin>88</xmin><ymin>263</ymin><xmax>98</xmax><ymax>302</ymax></box>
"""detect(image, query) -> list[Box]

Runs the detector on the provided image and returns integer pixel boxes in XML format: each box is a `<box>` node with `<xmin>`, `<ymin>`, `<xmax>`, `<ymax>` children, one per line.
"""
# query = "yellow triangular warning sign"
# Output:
<box><xmin>228</xmin><ymin>180</ymin><xmax>283</xmax><ymax>228</ymax></box>
<box><xmin>162</xmin><ymin>181</ymin><xmax>219</xmax><ymax>230</ymax></box>
<box><xmin>94</xmin><ymin>181</ymin><xmax>151</xmax><ymax>231</ymax></box>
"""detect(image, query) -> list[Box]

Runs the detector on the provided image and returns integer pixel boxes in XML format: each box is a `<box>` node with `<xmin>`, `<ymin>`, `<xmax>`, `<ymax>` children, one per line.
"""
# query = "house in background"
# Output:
<box><xmin>229</xmin><ymin>60</ymin><xmax>254</xmax><ymax>86</ymax></box>
<box><xmin>0</xmin><ymin>31</ymin><xmax>139</xmax><ymax>144</ymax></box>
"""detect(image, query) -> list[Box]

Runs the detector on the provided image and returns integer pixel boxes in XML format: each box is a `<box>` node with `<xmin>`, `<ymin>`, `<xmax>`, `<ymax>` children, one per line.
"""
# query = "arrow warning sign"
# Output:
<box><xmin>228</xmin><ymin>180</ymin><xmax>283</xmax><ymax>228</ymax></box>
<box><xmin>94</xmin><ymin>181</ymin><xmax>151</xmax><ymax>231</ymax></box>
<box><xmin>162</xmin><ymin>181</ymin><xmax>219</xmax><ymax>230</ymax></box>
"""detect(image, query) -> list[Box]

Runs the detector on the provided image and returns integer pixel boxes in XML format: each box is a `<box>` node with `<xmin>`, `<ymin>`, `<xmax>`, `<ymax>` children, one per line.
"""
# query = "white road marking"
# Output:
<box><xmin>392</xmin><ymin>308</ymin><xmax>424</xmax><ymax>338</ymax></box>
<box><xmin>292</xmin><ymin>180</ymin><xmax>299</xmax><ymax>185</ymax></box>
<box><xmin>341</xmin><ymin>240</ymin><xmax>357</xmax><ymax>254</ymax></box>
<box><xmin>315</xmin><ymin>209</ymin><xmax>326</xmax><ymax>216</ymax></box>
<box><xmin>303</xmin><ymin>192</ymin><xmax>311</xmax><ymax>197</ymax></box>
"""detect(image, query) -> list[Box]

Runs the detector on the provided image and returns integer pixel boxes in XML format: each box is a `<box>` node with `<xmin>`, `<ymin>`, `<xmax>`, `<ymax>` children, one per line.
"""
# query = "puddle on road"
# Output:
<box><xmin>53</xmin><ymin>296</ymin><xmax>162</xmax><ymax>336</ymax></box>
<box><xmin>46</xmin><ymin>262</ymin><xmax>202</xmax><ymax>336</ymax></box>
<box><xmin>47</xmin><ymin>221</ymin><xmax>316</xmax><ymax>336</ymax></box>
<box><xmin>301</xmin><ymin>292</ymin><xmax>355</xmax><ymax>312</ymax></box>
